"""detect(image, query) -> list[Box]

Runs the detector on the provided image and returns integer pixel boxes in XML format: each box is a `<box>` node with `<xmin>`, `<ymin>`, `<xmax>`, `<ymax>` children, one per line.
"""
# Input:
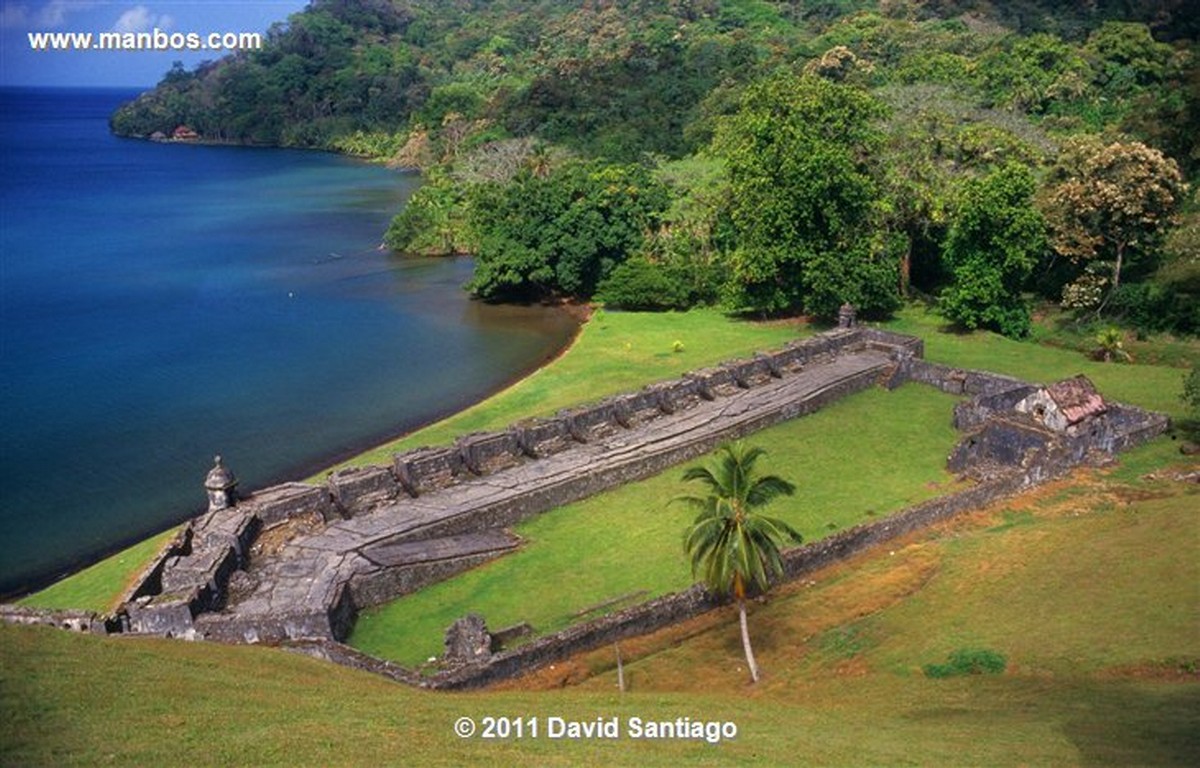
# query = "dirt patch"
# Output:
<box><xmin>496</xmin><ymin>543</ymin><xmax>942</xmax><ymax>694</ymax></box>
<box><xmin>1101</xmin><ymin>659</ymin><xmax>1200</xmax><ymax>683</ymax></box>
<box><xmin>249</xmin><ymin>512</ymin><xmax>324</xmax><ymax>562</ymax></box>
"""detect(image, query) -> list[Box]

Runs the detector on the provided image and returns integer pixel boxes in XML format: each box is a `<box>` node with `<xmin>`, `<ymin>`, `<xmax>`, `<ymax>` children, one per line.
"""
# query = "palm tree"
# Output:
<box><xmin>1094</xmin><ymin>327</ymin><xmax>1132</xmax><ymax>363</ymax></box>
<box><xmin>676</xmin><ymin>442</ymin><xmax>802</xmax><ymax>683</ymax></box>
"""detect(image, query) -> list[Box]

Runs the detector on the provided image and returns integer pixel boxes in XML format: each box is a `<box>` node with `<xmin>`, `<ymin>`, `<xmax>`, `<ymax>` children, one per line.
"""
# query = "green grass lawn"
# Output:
<box><xmin>16</xmin><ymin>527</ymin><xmax>180</xmax><ymax>614</ymax></box>
<box><xmin>1027</xmin><ymin>304</ymin><xmax>1200</xmax><ymax>369</ymax></box>
<box><xmin>882</xmin><ymin>305</ymin><xmax>1193</xmax><ymax>418</ymax></box>
<box><xmin>350</xmin><ymin>384</ymin><xmax>963</xmax><ymax>666</ymax></box>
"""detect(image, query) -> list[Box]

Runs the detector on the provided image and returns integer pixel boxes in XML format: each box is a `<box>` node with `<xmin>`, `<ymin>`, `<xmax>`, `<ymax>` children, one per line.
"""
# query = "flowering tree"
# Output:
<box><xmin>1043</xmin><ymin>138</ymin><xmax>1186</xmax><ymax>311</ymax></box>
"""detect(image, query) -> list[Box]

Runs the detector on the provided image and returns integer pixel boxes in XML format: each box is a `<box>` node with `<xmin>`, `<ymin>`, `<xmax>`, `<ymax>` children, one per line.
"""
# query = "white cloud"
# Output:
<box><xmin>36</xmin><ymin>1</ymin><xmax>100</xmax><ymax>28</ymax></box>
<box><xmin>112</xmin><ymin>5</ymin><xmax>173</xmax><ymax>34</ymax></box>
<box><xmin>0</xmin><ymin>5</ymin><xmax>31</xmax><ymax>29</ymax></box>
<box><xmin>1</xmin><ymin>1</ymin><xmax>108</xmax><ymax>30</ymax></box>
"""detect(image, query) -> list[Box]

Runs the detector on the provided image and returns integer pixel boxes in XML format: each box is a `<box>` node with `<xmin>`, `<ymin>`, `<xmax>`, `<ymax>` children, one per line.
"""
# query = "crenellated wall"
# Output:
<box><xmin>22</xmin><ymin>326</ymin><xmax>889</xmax><ymax>641</ymax></box>
<box><xmin>389</xmin><ymin>382</ymin><xmax>1167</xmax><ymax>691</ymax></box>
<box><xmin>2</xmin><ymin>323</ymin><xmax>1170</xmax><ymax>694</ymax></box>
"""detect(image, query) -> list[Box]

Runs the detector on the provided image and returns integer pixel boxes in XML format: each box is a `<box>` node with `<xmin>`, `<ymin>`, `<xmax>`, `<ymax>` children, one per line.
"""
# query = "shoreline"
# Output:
<box><xmin>298</xmin><ymin>300</ymin><xmax>593</xmax><ymax>482</ymax></box>
<box><xmin>4</xmin><ymin>301</ymin><xmax>590</xmax><ymax>603</ymax></box>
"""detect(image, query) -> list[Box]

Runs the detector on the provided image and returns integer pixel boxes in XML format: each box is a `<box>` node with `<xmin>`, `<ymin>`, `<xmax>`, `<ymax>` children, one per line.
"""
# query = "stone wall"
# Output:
<box><xmin>122</xmin><ymin>502</ymin><xmax>262</xmax><ymax>638</ymax></box>
<box><xmin>410</xmin><ymin>394</ymin><xmax>1167</xmax><ymax>691</ymax></box>
<box><xmin>408</xmin><ymin>472</ymin><xmax>1033</xmax><ymax>690</ymax></box>
<box><xmin>49</xmin><ymin>326</ymin><xmax>891</xmax><ymax>641</ymax></box>
<box><xmin>3</xmin><ymin>323</ymin><xmax>1170</xmax><ymax>693</ymax></box>
<box><xmin>381</xmin><ymin>364</ymin><xmax>892</xmax><ymax>547</ymax></box>
<box><xmin>0</xmin><ymin>605</ymin><xmax>112</xmax><ymax>634</ymax></box>
<box><xmin>893</xmin><ymin>358</ymin><xmax>1028</xmax><ymax>397</ymax></box>
<box><xmin>383</xmin><ymin>359</ymin><xmax>1170</xmax><ymax>691</ymax></box>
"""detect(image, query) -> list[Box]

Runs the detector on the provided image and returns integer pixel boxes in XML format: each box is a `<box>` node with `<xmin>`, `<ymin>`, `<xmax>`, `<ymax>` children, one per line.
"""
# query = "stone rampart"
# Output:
<box><xmin>385</xmin><ymin>359</ymin><xmax>1168</xmax><ymax>690</ymax></box>
<box><xmin>893</xmin><ymin>358</ymin><xmax>1027</xmax><ymax>396</ymax></box>
<box><xmin>413</xmin><ymin>391</ymin><xmax>1165</xmax><ymax>690</ymax></box>
<box><xmin>372</xmin><ymin>363</ymin><xmax>892</xmax><ymax>548</ymax></box>
<box><xmin>90</xmin><ymin>326</ymin><xmax>891</xmax><ymax>643</ymax></box>
<box><xmin>3</xmin><ymin>323</ymin><xmax>1170</xmax><ymax>694</ymax></box>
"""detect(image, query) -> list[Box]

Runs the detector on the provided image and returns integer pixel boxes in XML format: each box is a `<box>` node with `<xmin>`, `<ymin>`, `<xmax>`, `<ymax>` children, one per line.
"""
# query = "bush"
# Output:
<box><xmin>923</xmin><ymin>648</ymin><xmax>1007</xmax><ymax>678</ymax></box>
<box><xmin>596</xmin><ymin>258</ymin><xmax>692</xmax><ymax>311</ymax></box>
<box><xmin>1093</xmin><ymin>327</ymin><xmax>1131</xmax><ymax>363</ymax></box>
<box><xmin>1183</xmin><ymin>368</ymin><xmax>1200</xmax><ymax>419</ymax></box>
<box><xmin>1109</xmin><ymin>282</ymin><xmax>1199</xmax><ymax>336</ymax></box>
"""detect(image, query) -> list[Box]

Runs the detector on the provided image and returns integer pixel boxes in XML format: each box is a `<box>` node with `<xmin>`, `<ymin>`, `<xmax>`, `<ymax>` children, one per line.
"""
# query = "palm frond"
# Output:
<box><xmin>679</xmin><ymin>442</ymin><xmax>804</xmax><ymax>598</ymax></box>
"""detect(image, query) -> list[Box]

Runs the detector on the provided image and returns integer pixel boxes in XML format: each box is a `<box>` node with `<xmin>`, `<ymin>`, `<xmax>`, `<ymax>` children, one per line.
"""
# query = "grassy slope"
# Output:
<box><xmin>517</xmin><ymin>438</ymin><xmax>1200</xmax><ymax>765</ymax></box>
<box><xmin>2</xmin><ymin>441</ymin><xmax>1195</xmax><ymax>766</ymax></box>
<box><xmin>16</xmin><ymin>528</ymin><xmax>180</xmax><ymax>614</ymax></box>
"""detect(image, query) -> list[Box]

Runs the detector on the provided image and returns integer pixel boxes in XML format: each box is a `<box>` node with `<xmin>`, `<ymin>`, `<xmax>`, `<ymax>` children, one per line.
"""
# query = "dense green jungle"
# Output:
<box><xmin>112</xmin><ymin>0</ymin><xmax>1198</xmax><ymax>339</ymax></box>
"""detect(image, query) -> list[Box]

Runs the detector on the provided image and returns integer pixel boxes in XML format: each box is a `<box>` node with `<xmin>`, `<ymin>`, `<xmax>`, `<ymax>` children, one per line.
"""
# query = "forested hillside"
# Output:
<box><xmin>111</xmin><ymin>0</ymin><xmax>1199</xmax><ymax>334</ymax></box>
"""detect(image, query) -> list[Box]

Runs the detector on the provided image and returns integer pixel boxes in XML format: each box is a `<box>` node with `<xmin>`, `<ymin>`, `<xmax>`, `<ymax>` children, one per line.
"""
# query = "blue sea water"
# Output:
<box><xmin>0</xmin><ymin>87</ymin><xmax>576</xmax><ymax>595</ymax></box>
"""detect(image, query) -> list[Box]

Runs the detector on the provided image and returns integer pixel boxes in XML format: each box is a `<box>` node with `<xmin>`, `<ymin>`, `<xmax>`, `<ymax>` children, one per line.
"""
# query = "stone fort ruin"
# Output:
<box><xmin>0</xmin><ymin>322</ymin><xmax>1168</xmax><ymax>688</ymax></box>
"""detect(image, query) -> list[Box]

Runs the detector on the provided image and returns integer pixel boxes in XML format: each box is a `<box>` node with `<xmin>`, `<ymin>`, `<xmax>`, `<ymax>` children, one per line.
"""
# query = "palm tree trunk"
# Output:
<box><xmin>738</xmin><ymin>599</ymin><xmax>760</xmax><ymax>683</ymax></box>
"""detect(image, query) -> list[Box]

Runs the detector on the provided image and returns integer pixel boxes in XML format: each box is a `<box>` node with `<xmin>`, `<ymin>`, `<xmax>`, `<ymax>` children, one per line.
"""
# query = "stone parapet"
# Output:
<box><xmin>33</xmin><ymin>324</ymin><xmax>1167</xmax><ymax>696</ymax></box>
<box><xmin>393</xmin><ymin>447</ymin><xmax>464</xmax><ymax>495</ymax></box>
<box><xmin>244</xmin><ymin>482</ymin><xmax>334</xmax><ymax>526</ymax></box>
<box><xmin>329</xmin><ymin>466</ymin><xmax>401</xmax><ymax>517</ymax></box>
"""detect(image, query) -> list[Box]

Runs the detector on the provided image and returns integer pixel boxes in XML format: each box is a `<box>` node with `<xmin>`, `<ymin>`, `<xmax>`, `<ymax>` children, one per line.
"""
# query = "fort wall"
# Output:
<box><xmin>1</xmin><ymin>324</ymin><xmax>1170</xmax><ymax>693</ymax></box>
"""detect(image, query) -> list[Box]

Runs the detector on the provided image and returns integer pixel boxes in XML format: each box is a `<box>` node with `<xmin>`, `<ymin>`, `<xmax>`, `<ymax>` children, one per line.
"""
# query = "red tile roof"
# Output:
<box><xmin>1046</xmin><ymin>375</ymin><xmax>1107</xmax><ymax>425</ymax></box>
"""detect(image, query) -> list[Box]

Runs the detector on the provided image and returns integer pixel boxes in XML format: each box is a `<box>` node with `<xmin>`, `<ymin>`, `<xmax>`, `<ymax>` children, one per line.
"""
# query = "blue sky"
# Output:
<box><xmin>1</xmin><ymin>1</ymin><xmax>309</xmax><ymax>87</ymax></box>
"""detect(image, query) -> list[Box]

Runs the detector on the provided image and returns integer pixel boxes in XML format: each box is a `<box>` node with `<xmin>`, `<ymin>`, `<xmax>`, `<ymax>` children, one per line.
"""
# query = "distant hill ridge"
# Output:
<box><xmin>108</xmin><ymin>0</ymin><xmax>1198</xmax><ymax>162</ymax></box>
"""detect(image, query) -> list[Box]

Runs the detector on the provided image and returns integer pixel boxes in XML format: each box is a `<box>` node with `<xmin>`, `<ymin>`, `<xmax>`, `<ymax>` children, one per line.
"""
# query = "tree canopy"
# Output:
<box><xmin>466</xmin><ymin>161</ymin><xmax>670</xmax><ymax>301</ymax></box>
<box><xmin>939</xmin><ymin>163</ymin><xmax>1046</xmax><ymax>337</ymax></box>
<box><xmin>714</xmin><ymin>72</ymin><xmax>897</xmax><ymax>319</ymax></box>
<box><xmin>112</xmin><ymin>0</ymin><xmax>1198</xmax><ymax>336</ymax></box>
<box><xmin>1043</xmin><ymin>138</ymin><xmax>1186</xmax><ymax>310</ymax></box>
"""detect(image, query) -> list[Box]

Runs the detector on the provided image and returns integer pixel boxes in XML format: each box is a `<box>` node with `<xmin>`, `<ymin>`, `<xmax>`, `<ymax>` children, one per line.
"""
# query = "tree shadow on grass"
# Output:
<box><xmin>1062</xmin><ymin>680</ymin><xmax>1200</xmax><ymax>766</ymax></box>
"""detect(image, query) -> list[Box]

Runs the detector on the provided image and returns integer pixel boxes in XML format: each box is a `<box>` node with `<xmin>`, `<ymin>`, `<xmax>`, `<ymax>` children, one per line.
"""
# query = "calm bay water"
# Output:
<box><xmin>0</xmin><ymin>87</ymin><xmax>576</xmax><ymax>596</ymax></box>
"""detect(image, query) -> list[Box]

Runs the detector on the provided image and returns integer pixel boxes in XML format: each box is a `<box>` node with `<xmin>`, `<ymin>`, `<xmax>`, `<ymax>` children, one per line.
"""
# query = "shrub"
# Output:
<box><xmin>596</xmin><ymin>258</ymin><xmax>692</xmax><ymax>311</ymax></box>
<box><xmin>1109</xmin><ymin>282</ymin><xmax>1199</xmax><ymax>336</ymax></box>
<box><xmin>1183</xmin><ymin>368</ymin><xmax>1200</xmax><ymax>419</ymax></box>
<box><xmin>923</xmin><ymin>648</ymin><xmax>1007</xmax><ymax>678</ymax></box>
<box><xmin>1093</xmin><ymin>327</ymin><xmax>1131</xmax><ymax>363</ymax></box>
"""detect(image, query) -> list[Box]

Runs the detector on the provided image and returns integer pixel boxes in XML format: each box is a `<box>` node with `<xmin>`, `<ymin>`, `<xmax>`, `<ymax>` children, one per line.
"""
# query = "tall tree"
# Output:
<box><xmin>713</xmin><ymin>72</ymin><xmax>897</xmax><ymax>319</ymax></box>
<box><xmin>467</xmin><ymin>161</ymin><xmax>670</xmax><ymax>301</ymax></box>
<box><xmin>1042</xmin><ymin>138</ymin><xmax>1186</xmax><ymax>311</ymax></box>
<box><xmin>677</xmin><ymin>442</ymin><xmax>802</xmax><ymax>683</ymax></box>
<box><xmin>938</xmin><ymin>163</ymin><xmax>1046</xmax><ymax>338</ymax></box>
